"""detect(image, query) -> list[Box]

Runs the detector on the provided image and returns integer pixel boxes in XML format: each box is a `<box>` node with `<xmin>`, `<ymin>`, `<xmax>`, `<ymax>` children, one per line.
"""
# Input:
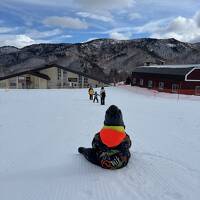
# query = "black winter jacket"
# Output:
<box><xmin>92</xmin><ymin>132</ymin><xmax>132</xmax><ymax>169</ymax></box>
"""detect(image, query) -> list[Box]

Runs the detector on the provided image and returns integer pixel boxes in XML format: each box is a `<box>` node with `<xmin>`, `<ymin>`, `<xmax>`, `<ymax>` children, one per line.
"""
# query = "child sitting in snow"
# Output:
<box><xmin>78</xmin><ymin>105</ymin><xmax>132</xmax><ymax>169</ymax></box>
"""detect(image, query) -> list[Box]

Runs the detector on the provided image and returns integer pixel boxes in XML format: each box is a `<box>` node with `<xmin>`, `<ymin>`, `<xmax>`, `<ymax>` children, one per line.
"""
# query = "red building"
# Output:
<box><xmin>131</xmin><ymin>65</ymin><xmax>200</xmax><ymax>95</ymax></box>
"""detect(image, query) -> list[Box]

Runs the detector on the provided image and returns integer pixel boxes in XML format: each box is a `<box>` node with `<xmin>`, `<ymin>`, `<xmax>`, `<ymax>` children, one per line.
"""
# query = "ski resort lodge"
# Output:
<box><xmin>0</xmin><ymin>64</ymin><xmax>108</xmax><ymax>89</ymax></box>
<box><xmin>131</xmin><ymin>64</ymin><xmax>200</xmax><ymax>95</ymax></box>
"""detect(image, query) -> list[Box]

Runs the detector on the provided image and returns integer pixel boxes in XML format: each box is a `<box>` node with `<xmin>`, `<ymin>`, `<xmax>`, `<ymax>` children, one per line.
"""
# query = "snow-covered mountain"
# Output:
<box><xmin>0</xmin><ymin>46</ymin><xmax>19</xmax><ymax>55</ymax></box>
<box><xmin>1</xmin><ymin>38</ymin><xmax>200</xmax><ymax>81</ymax></box>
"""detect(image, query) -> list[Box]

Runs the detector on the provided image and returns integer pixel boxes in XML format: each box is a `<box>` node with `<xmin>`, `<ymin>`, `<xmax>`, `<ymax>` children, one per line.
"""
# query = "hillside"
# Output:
<box><xmin>1</xmin><ymin>38</ymin><xmax>200</xmax><ymax>81</ymax></box>
<box><xmin>0</xmin><ymin>86</ymin><xmax>200</xmax><ymax>200</ymax></box>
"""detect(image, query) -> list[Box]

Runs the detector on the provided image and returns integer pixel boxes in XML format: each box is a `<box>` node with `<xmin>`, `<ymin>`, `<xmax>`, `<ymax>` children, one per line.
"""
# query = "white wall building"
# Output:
<box><xmin>0</xmin><ymin>64</ymin><xmax>109</xmax><ymax>89</ymax></box>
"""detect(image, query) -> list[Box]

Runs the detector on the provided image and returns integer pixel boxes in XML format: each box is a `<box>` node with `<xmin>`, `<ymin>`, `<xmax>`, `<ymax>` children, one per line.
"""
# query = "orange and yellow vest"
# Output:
<box><xmin>100</xmin><ymin>126</ymin><xmax>126</xmax><ymax>148</ymax></box>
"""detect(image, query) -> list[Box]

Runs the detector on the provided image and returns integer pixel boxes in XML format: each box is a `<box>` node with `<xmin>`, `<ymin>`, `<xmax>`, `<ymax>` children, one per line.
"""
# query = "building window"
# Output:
<box><xmin>159</xmin><ymin>82</ymin><xmax>164</xmax><ymax>90</ymax></box>
<box><xmin>63</xmin><ymin>70</ymin><xmax>67</xmax><ymax>78</ymax></box>
<box><xmin>0</xmin><ymin>81</ymin><xmax>6</xmax><ymax>88</ymax></box>
<box><xmin>68</xmin><ymin>78</ymin><xmax>78</xmax><ymax>82</ymax></box>
<box><xmin>172</xmin><ymin>84</ymin><xmax>179</xmax><ymax>93</ymax></box>
<box><xmin>9</xmin><ymin>82</ymin><xmax>16</xmax><ymax>87</ymax></box>
<box><xmin>132</xmin><ymin>78</ymin><xmax>136</xmax><ymax>84</ymax></box>
<box><xmin>84</xmin><ymin>83</ymin><xmax>89</xmax><ymax>88</ymax></box>
<box><xmin>148</xmin><ymin>80</ymin><xmax>153</xmax><ymax>88</ymax></box>
<box><xmin>79</xmin><ymin>75</ymin><xmax>82</xmax><ymax>83</ymax></box>
<box><xmin>84</xmin><ymin>77</ymin><xmax>88</xmax><ymax>83</ymax></box>
<box><xmin>195</xmin><ymin>86</ymin><xmax>200</xmax><ymax>95</ymax></box>
<box><xmin>57</xmin><ymin>68</ymin><xmax>61</xmax><ymax>80</ymax></box>
<box><xmin>18</xmin><ymin>76</ymin><xmax>25</xmax><ymax>81</ymax></box>
<box><xmin>26</xmin><ymin>76</ymin><xmax>31</xmax><ymax>84</ymax></box>
<box><xmin>26</xmin><ymin>77</ymin><xmax>31</xmax><ymax>88</ymax></box>
<box><xmin>70</xmin><ymin>83</ymin><xmax>77</xmax><ymax>87</ymax></box>
<box><xmin>139</xmin><ymin>79</ymin><xmax>143</xmax><ymax>86</ymax></box>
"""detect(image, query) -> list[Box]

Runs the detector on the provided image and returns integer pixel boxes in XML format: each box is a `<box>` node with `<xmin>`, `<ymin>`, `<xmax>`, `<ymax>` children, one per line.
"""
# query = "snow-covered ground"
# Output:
<box><xmin>0</xmin><ymin>86</ymin><xmax>200</xmax><ymax>200</ymax></box>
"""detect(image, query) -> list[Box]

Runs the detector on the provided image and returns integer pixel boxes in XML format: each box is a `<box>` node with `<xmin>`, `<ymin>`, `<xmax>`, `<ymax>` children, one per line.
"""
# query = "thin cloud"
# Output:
<box><xmin>109</xmin><ymin>32</ymin><xmax>131</xmax><ymax>40</ymax></box>
<box><xmin>75</xmin><ymin>0</ymin><xmax>135</xmax><ymax>11</ymax></box>
<box><xmin>0</xmin><ymin>26</ymin><xmax>19</xmax><ymax>34</ymax></box>
<box><xmin>129</xmin><ymin>13</ymin><xmax>142</xmax><ymax>20</ymax></box>
<box><xmin>43</xmin><ymin>16</ymin><xmax>88</xmax><ymax>30</ymax></box>
<box><xmin>77</xmin><ymin>12</ymin><xmax>113</xmax><ymax>22</ymax></box>
<box><xmin>2</xmin><ymin>0</ymin><xmax>74</xmax><ymax>7</ymax></box>
<box><xmin>0</xmin><ymin>27</ymin><xmax>15</xmax><ymax>34</ymax></box>
<box><xmin>26</xmin><ymin>29</ymin><xmax>63</xmax><ymax>39</ymax></box>
<box><xmin>134</xmin><ymin>18</ymin><xmax>172</xmax><ymax>33</ymax></box>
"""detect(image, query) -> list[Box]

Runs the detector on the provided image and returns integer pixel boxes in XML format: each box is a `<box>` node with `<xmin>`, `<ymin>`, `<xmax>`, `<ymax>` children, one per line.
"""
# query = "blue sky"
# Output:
<box><xmin>1</xmin><ymin>0</ymin><xmax>200</xmax><ymax>47</ymax></box>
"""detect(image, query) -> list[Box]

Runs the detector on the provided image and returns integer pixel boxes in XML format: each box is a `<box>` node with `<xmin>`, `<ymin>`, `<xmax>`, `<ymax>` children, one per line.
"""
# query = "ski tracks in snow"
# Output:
<box><xmin>64</xmin><ymin>151</ymin><xmax>200</xmax><ymax>200</ymax></box>
<box><xmin>118</xmin><ymin>151</ymin><xmax>200</xmax><ymax>200</ymax></box>
<box><xmin>0</xmin><ymin>144</ymin><xmax>199</xmax><ymax>200</ymax></box>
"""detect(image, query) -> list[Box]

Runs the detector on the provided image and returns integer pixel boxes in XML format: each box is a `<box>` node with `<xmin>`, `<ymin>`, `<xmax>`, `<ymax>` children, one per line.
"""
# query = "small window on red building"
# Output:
<box><xmin>159</xmin><ymin>82</ymin><xmax>164</xmax><ymax>90</ymax></box>
<box><xmin>132</xmin><ymin>78</ymin><xmax>136</xmax><ymax>84</ymax></box>
<box><xmin>195</xmin><ymin>86</ymin><xmax>200</xmax><ymax>95</ymax></box>
<box><xmin>172</xmin><ymin>84</ymin><xmax>179</xmax><ymax>93</ymax></box>
<box><xmin>148</xmin><ymin>80</ymin><xmax>153</xmax><ymax>88</ymax></box>
<box><xmin>139</xmin><ymin>79</ymin><xmax>143</xmax><ymax>86</ymax></box>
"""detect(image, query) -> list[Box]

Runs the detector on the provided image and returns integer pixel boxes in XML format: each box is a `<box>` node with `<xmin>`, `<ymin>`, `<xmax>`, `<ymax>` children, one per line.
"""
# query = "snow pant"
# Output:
<box><xmin>89</xmin><ymin>94</ymin><xmax>93</xmax><ymax>100</ymax></box>
<box><xmin>79</xmin><ymin>148</ymin><xmax>99</xmax><ymax>166</ymax></box>
<box><xmin>79</xmin><ymin>148</ymin><xmax>130</xmax><ymax>169</ymax></box>
<box><xmin>101</xmin><ymin>97</ymin><xmax>105</xmax><ymax>105</ymax></box>
<box><xmin>93</xmin><ymin>97</ymin><xmax>98</xmax><ymax>103</ymax></box>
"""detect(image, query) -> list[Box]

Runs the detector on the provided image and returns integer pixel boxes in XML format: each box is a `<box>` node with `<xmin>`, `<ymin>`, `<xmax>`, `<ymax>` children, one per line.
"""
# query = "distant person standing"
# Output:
<box><xmin>88</xmin><ymin>86</ymin><xmax>94</xmax><ymax>100</ymax></box>
<box><xmin>100</xmin><ymin>87</ymin><xmax>106</xmax><ymax>105</ymax></box>
<box><xmin>93</xmin><ymin>91</ymin><xmax>99</xmax><ymax>103</ymax></box>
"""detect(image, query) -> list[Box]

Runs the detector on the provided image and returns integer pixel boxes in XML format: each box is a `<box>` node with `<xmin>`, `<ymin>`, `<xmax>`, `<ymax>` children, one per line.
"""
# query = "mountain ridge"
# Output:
<box><xmin>1</xmin><ymin>38</ymin><xmax>200</xmax><ymax>82</ymax></box>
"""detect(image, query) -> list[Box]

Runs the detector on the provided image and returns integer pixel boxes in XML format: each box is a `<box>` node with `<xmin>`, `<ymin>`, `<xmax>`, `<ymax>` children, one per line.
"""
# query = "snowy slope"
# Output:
<box><xmin>0</xmin><ymin>87</ymin><xmax>200</xmax><ymax>200</ymax></box>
